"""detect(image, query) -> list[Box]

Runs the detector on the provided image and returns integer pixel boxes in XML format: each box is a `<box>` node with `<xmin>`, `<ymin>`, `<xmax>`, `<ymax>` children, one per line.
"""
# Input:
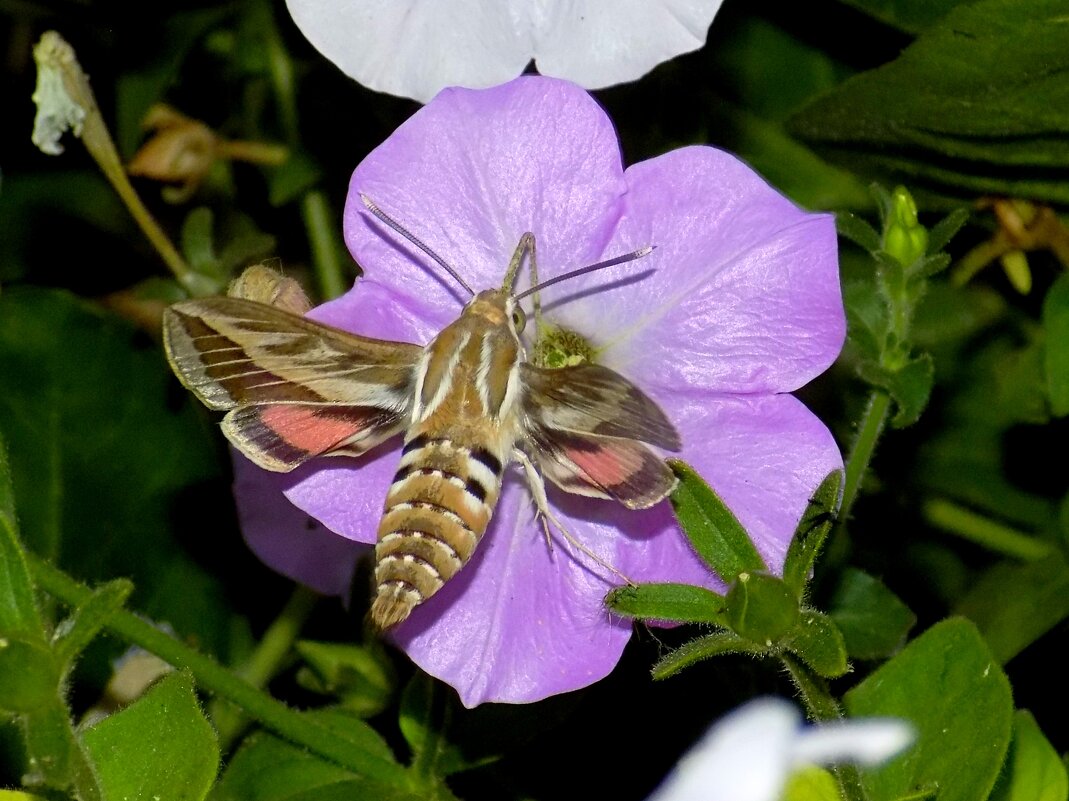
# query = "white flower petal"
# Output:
<box><xmin>285</xmin><ymin>0</ymin><xmax>532</xmax><ymax>102</ymax></box>
<box><xmin>285</xmin><ymin>0</ymin><xmax>725</xmax><ymax>102</ymax></box>
<box><xmin>648</xmin><ymin>699</ymin><xmax>915</xmax><ymax>801</ymax></box>
<box><xmin>648</xmin><ymin>699</ymin><xmax>797</xmax><ymax>801</ymax></box>
<box><xmin>791</xmin><ymin>719</ymin><xmax>915</xmax><ymax>767</ymax></box>
<box><xmin>534</xmin><ymin>0</ymin><xmax>725</xmax><ymax>90</ymax></box>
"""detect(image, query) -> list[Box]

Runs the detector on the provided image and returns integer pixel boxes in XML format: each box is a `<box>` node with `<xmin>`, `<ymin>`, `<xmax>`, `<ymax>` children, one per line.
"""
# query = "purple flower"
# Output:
<box><xmin>235</xmin><ymin>76</ymin><xmax>844</xmax><ymax>707</ymax></box>
<box><xmin>285</xmin><ymin>0</ymin><xmax>726</xmax><ymax>103</ymax></box>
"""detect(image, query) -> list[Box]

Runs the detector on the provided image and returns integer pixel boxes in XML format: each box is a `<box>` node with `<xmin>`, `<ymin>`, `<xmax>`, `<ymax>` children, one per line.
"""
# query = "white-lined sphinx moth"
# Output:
<box><xmin>163</xmin><ymin>200</ymin><xmax>680</xmax><ymax>629</ymax></box>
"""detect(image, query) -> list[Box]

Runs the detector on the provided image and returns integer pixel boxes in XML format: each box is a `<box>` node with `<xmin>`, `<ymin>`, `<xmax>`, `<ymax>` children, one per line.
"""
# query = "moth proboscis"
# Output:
<box><xmin>163</xmin><ymin>199</ymin><xmax>681</xmax><ymax>629</ymax></box>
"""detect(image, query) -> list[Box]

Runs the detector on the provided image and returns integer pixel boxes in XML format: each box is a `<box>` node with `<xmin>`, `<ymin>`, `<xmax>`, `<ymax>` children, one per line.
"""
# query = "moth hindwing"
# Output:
<box><xmin>164</xmin><ymin>233</ymin><xmax>680</xmax><ymax>630</ymax></box>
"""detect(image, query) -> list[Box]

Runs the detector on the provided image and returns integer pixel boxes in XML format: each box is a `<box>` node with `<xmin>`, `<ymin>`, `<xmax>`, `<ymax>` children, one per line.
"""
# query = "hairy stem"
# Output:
<box><xmin>840</xmin><ymin>390</ymin><xmax>891</xmax><ymax>522</ymax></box>
<box><xmin>27</xmin><ymin>554</ymin><xmax>407</xmax><ymax>785</ymax></box>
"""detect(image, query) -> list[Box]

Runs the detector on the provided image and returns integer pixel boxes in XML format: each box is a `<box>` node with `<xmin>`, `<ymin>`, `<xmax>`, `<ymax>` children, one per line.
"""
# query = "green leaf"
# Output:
<box><xmin>838</xmin><ymin>0</ymin><xmax>968</xmax><ymax>33</ymax></box>
<box><xmin>838</xmin><ymin>212</ymin><xmax>882</xmax><ymax>253</ymax></box>
<box><xmin>788</xmin><ymin>0</ymin><xmax>1069</xmax><ymax>203</ymax></box>
<box><xmin>0</xmin><ymin>288</ymin><xmax>246</xmax><ymax>659</ymax></box>
<box><xmin>784</xmin><ymin>766</ymin><xmax>842</xmax><ymax>801</ymax></box>
<box><xmin>782</xmin><ymin>610</ymin><xmax>849</xmax><ymax>679</ymax></box>
<box><xmin>989</xmin><ymin>711</ymin><xmax>1068</xmax><ymax>801</ymax></box>
<box><xmin>210</xmin><ymin>726</ymin><xmax>419</xmax><ymax>801</ymax></box>
<box><xmin>857</xmin><ymin>353</ymin><xmax>934</xmax><ymax>428</ymax></box>
<box><xmin>81</xmin><ymin>672</ymin><xmax>219</xmax><ymax>801</ymax></box>
<box><xmin>845</xmin><ymin>619</ymin><xmax>1014</xmax><ymax>801</ymax></box>
<box><xmin>294</xmin><ymin>640</ymin><xmax>394</xmax><ymax>718</ymax></box>
<box><xmin>782</xmin><ymin>471</ymin><xmax>843</xmax><ymax>597</ymax></box>
<box><xmin>727</xmin><ymin>572</ymin><xmax>799</xmax><ymax>643</ymax></box>
<box><xmin>1042</xmin><ymin>273</ymin><xmax>1069</xmax><ymax>417</ymax></box>
<box><xmin>52</xmin><ymin>579</ymin><xmax>133</xmax><ymax>670</ymax></box>
<box><xmin>268</xmin><ymin>153</ymin><xmax>322</xmax><ymax>207</ymax></box>
<box><xmin>182</xmin><ymin>207</ymin><xmax>219</xmax><ymax>275</ymax></box>
<box><xmin>0</xmin><ymin>433</ymin><xmax>45</xmax><ymax>639</ymax></box>
<box><xmin>667</xmin><ymin>460</ymin><xmax>766</xmax><ymax>581</ymax></box>
<box><xmin>651</xmin><ymin>630</ymin><xmax>766</xmax><ymax>680</ymax></box>
<box><xmin>828</xmin><ymin>569</ymin><xmax>916</xmax><ymax>661</ymax></box>
<box><xmin>399</xmin><ymin>674</ymin><xmax>484</xmax><ymax>779</ymax></box>
<box><xmin>604</xmin><ymin>582</ymin><xmax>728</xmax><ymax>625</ymax></box>
<box><xmin>954</xmin><ymin>553</ymin><xmax>1069</xmax><ymax>664</ymax></box>
<box><xmin>925</xmin><ymin>207</ymin><xmax>971</xmax><ymax>256</ymax></box>
<box><xmin>0</xmin><ymin>636</ymin><xmax>58</xmax><ymax>713</ymax></box>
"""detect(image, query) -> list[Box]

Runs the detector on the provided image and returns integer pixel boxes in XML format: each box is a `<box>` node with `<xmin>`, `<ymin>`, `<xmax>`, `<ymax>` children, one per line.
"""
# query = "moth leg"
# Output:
<box><xmin>512</xmin><ymin>447</ymin><xmax>555</xmax><ymax>551</ymax></box>
<box><xmin>513</xmin><ymin>448</ymin><xmax>635</xmax><ymax>586</ymax></box>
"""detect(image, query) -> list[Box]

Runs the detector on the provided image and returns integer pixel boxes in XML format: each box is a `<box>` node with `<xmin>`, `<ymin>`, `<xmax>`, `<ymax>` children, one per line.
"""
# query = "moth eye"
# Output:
<box><xmin>511</xmin><ymin>307</ymin><xmax>527</xmax><ymax>333</ymax></box>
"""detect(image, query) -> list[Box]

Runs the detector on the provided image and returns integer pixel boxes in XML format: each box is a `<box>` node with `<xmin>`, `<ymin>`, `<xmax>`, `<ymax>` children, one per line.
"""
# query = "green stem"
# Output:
<box><xmin>302</xmin><ymin>190</ymin><xmax>349</xmax><ymax>300</ymax></box>
<box><xmin>781</xmin><ymin>653</ymin><xmax>868</xmax><ymax>801</ymax></box>
<box><xmin>923</xmin><ymin>498</ymin><xmax>1051</xmax><ymax>560</ymax></box>
<box><xmin>212</xmin><ymin>586</ymin><xmax>319</xmax><ymax>749</ymax></box>
<box><xmin>261</xmin><ymin>2</ymin><xmax>299</xmax><ymax>146</ymax></box>
<box><xmin>26</xmin><ymin>554</ymin><xmax>407</xmax><ymax>786</ymax></box>
<box><xmin>840</xmin><ymin>390</ymin><xmax>891</xmax><ymax>522</ymax></box>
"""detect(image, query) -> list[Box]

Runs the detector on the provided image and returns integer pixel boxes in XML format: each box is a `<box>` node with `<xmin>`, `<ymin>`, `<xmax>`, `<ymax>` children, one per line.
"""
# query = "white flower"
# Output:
<box><xmin>648</xmin><ymin>698</ymin><xmax>914</xmax><ymax>801</ymax></box>
<box><xmin>285</xmin><ymin>0</ymin><xmax>725</xmax><ymax>102</ymax></box>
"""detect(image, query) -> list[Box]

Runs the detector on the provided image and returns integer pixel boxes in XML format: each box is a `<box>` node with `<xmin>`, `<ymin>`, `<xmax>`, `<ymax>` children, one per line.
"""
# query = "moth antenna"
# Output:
<box><xmin>360</xmin><ymin>193</ymin><xmax>475</xmax><ymax>297</ymax></box>
<box><xmin>513</xmin><ymin>245</ymin><xmax>655</xmax><ymax>302</ymax></box>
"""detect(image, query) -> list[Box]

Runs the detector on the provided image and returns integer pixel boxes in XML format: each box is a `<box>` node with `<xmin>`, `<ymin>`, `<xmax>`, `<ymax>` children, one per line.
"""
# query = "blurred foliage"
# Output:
<box><xmin>2</xmin><ymin>0</ymin><xmax>1069</xmax><ymax>799</ymax></box>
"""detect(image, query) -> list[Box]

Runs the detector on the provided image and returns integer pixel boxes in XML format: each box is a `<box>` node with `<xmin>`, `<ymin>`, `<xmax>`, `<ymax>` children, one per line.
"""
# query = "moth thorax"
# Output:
<box><xmin>370</xmin><ymin>436</ymin><xmax>504</xmax><ymax>629</ymax></box>
<box><xmin>531</xmin><ymin>325</ymin><xmax>595</xmax><ymax>368</ymax></box>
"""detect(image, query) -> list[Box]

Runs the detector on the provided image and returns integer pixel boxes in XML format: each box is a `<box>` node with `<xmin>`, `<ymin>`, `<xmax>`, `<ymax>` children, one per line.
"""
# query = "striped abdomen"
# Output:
<box><xmin>370</xmin><ymin>434</ymin><xmax>505</xmax><ymax>628</ymax></box>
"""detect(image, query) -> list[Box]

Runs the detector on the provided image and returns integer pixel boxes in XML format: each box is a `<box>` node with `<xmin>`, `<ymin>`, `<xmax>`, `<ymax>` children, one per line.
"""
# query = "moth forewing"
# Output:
<box><xmin>163</xmin><ymin>234</ymin><xmax>679</xmax><ymax>632</ymax></box>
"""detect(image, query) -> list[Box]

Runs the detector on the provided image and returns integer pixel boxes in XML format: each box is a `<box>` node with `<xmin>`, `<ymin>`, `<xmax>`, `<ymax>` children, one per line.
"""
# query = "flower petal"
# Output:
<box><xmin>233</xmin><ymin>453</ymin><xmax>365</xmax><ymax>595</ymax></box>
<box><xmin>534</xmin><ymin>1</ymin><xmax>724</xmax><ymax>90</ymax></box>
<box><xmin>344</xmin><ymin>77</ymin><xmax>627</xmax><ymax>321</ymax></box>
<box><xmin>647</xmin><ymin>698</ymin><xmax>798</xmax><ymax>801</ymax></box>
<box><xmin>546</xmin><ymin>146</ymin><xmax>844</xmax><ymax>395</ymax></box>
<box><xmin>669</xmin><ymin>393</ymin><xmax>843</xmax><ymax>574</ymax></box>
<box><xmin>391</xmin><ymin>474</ymin><xmax>636</xmax><ymax>707</ymax></box>
<box><xmin>285</xmin><ymin>0</ymin><xmax>532</xmax><ymax>103</ymax></box>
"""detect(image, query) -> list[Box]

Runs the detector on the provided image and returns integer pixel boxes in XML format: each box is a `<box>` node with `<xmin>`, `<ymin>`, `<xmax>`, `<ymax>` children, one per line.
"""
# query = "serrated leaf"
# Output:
<box><xmin>989</xmin><ymin>710</ymin><xmax>1068</xmax><ymax>801</ymax></box>
<box><xmin>954</xmin><ymin>553</ymin><xmax>1069</xmax><ymax>664</ymax></box>
<box><xmin>651</xmin><ymin>631</ymin><xmax>765</xmax><ymax>680</ymax></box>
<box><xmin>0</xmin><ymin>288</ymin><xmax>244</xmax><ymax>659</ymax></box>
<box><xmin>667</xmin><ymin>460</ymin><xmax>766</xmax><ymax>582</ymax></box>
<box><xmin>782</xmin><ymin>610</ymin><xmax>849</xmax><ymax>679</ymax></box>
<box><xmin>788</xmin><ymin>0</ymin><xmax>1069</xmax><ymax>203</ymax></box>
<box><xmin>782</xmin><ymin>471</ymin><xmax>842</xmax><ymax>597</ymax></box>
<box><xmin>605</xmin><ymin>583</ymin><xmax>728</xmax><ymax>625</ymax></box>
<box><xmin>828</xmin><ymin>569</ymin><xmax>916</xmax><ymax>661</ymax></box>
<box><xmin>81</xmin><ymin>672</ymin><xmax>219</xmax><ymax>801</ymax></box>
<box><xmin>1042</xmin><ymin>273</ymin><xmax>1069</xmax><ymax>416</ymax></box>
<box><xmin>845</xmin><ymin>619</ymin><xmax>1014</xmax><ymax>801</ymax></box>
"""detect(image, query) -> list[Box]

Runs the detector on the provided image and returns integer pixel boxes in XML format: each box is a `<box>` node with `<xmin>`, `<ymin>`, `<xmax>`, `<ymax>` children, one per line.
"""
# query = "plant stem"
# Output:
<box><xmin>781</xmin><ymin>653</ymin><xmax>868</xmax><ymax>801</ymax></box>
<box><xmin>840</xmin><ymin>390</ymin><xmax>891</xmax><ymax>522</ymax></box>
<box><xmin>211</xmin><ymin>586</ymin><xmax>319</xmax><ymax>749</ymax></box>
<box><xmin>923</xmin><ymin>498</ymin><xmax>1051</xmax><ymax>560</ymax></box>
<box><xmin>26</xmin><ymin>554</ymin><xmax>407</xmax><ymax>786</ymax></box>
<box><xmin>302</xmin><ymin>190</ymin><xmax>349</xmax><ymax>300</ymax></box>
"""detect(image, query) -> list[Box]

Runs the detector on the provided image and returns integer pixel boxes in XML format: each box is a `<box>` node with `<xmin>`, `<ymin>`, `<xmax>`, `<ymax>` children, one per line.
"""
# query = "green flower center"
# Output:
<box><xmin>532</xmin><ymin>325</ymin><xmax>595</xmax><ymax>368</ymax></box>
